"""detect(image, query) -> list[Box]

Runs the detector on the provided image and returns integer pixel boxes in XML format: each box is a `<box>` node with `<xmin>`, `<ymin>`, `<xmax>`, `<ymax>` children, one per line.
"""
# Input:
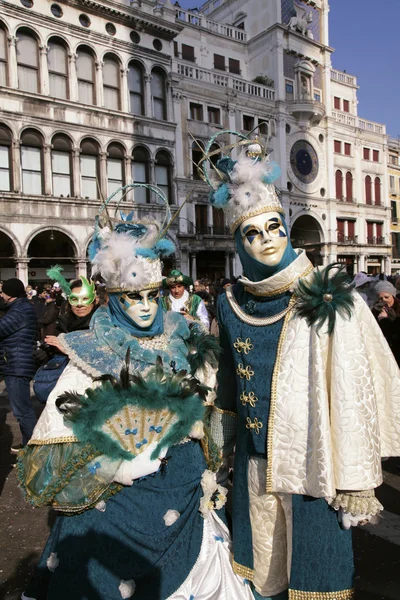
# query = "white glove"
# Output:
<box><xmin>339</xmin><ymin>509</ymin><xmax>380</xmax><ymax>530</ymax></box>
<box><xmin>114</xmin><ymin>442</ymin><xmax>168</xmax><ymax>486</ymax></box>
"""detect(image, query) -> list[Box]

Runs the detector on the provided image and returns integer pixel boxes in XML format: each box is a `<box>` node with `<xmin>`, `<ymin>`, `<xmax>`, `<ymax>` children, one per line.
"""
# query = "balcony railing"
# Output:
<box><xmin>331</xmin><ymin>111</ymin><xmax>386</xmax><ymax>134</ymax></box>
<box><xmin>330</xmin><ymin>69</ymin><xmax>356</xmax><ymax>87</ymax></box>
<box><xmin>367</xmin><ymin>236</ymin><xmax>386</xmax><ymax>245</ymax></box>
<box><xmin>337</xmin><ymin>234</ymin><xmax>358</xmax><ymax>244</ymax></box>
<box><xmin>174</xmin><ymin>60</ymin><xmax>275</xmax><ymax>100</ymax></box>
<box><xmin>337</xmin><ymin>196</ymin><xmax>356</xmax><ymax>203</ymax></box>
<box><xmin>195</xmin><ymin>225</ymin><xmax>230</xmax><ymax>236</ymax></box>
<box><xmin>176</xmin><ymin>8</ymin><xmax>247</xmax><ymax>41</ymax></box>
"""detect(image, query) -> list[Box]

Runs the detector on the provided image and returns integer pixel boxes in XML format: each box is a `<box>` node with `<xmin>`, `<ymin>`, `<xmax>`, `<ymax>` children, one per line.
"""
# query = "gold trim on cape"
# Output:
<box><xmin>28</xmin><ymin>436</ymin><xmax>79</xmax><ymax>445</ymax></box>
<box><xmin>244</xmin><ymin>263</ymin><xmax>314</xmax><ymax>297</ymax></box>
<box><xmin>266</xmin><ymin>296</ymin><xmax>294</xmax><ymax>493</ymax></box>
<box><xmin>288</xmin><ymin>589</ymin><xmax>355</xmax><ymax>599</ymax></box>
<box><xmin>232</xmin><ymin>558</ymin><xmax>255</xmax><ymax>581</ymax></box>
<box><xmin>211</xmin><ymin>406</ymin><xmax>238</xmax><ymax>418</ymax></box>
<box><xmin>226</xmin><ymin>291</ymin><xmax>297</xmax><ymax>327</ymax></box>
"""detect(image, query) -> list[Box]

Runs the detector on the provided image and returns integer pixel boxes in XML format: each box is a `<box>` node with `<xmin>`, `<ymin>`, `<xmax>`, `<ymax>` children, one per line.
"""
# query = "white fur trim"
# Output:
<box><xmin>163</xmin><ymin>509</ymin><xmax>180</xmax><ymax>526</ymax></box>
<box><xmin>119</xmin><ymin>579</ymin><xmax>136</xmax><ymax>598</ymax></box>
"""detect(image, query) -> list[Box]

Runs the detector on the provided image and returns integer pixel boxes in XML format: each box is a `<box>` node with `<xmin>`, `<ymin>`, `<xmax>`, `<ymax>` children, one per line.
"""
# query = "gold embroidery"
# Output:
<box><xmin>232</xmin><ymin>559</ymin><xmax>254</xmax><ymax>581</ymax></box>
<box><xmin>227</xmin><ymin>290</ymin><xmax>297</xmax><ymax>327</ymax></box>
<box><xmin>240</xmin><ymin>391</ymin><xmax>258</xmax><ymax>407</ymax></box>
<box><xmin>107</xmin><ymin>281</ymin><xmax>161</xmax><ymax>292</ymax></box>
<box><xmin>28</xmin><ymin>436</ymin><xmax>78</xmax><ymax>445</ymax></box>
<box><xmin>230</xmin><ymin>205</ymin><xmax>285</xmax><ymax>233</ymax></box>
<box><xmin>236</xmin><ymin>364</ymin><xmax>254</xmax><ymax>381</ymax></box>
<box><xmin>288</xmin><ymin>589</ymin><xmax>355</xmax><ymax>600</ymax></box>
<box><xmin>246</xmin><ymin>417</ymin><xmax>263</xmax><ymax>434</ymax></box>
<box><xmin>244</xmin><ymin>263</ymin><xmax>314</xmax><ymax>298</ymax></box>
<box><xmin>211</xmin><ymin>406</ymin><xmax>238</xmax><ymax>418</ymax></box>
<box><xmin>266</xmin><ymin>295</ymin><xmax>294</xmax><ymax>493</ymax></box>
<box><xmin>234</xmin><ymin>337</ymin><xmax>254</xmax><ymax>354</ymax></box>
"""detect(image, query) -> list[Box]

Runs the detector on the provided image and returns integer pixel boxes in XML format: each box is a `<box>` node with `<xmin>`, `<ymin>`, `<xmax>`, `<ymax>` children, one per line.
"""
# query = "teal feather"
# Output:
<box><xmin>46</xmin><ymin>265</ymin><xmax>72</xmax><ymax>296</ymax></box>
<box><xmin>294</xmin><ymin>263</ymin><xmax>355</xmax><ymax>335</ymax></box>
<box><xmin>185</xmin><ymin>323</ymin><xmax>221</xmax><ymax>374</ymax></box>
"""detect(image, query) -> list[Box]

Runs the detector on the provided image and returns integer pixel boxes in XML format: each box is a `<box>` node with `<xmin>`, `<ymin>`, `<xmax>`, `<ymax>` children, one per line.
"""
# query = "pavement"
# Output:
<box><xmin>0</xmin><ymin>382</ymin><xmax>400</xmax><ymax>600</ymax></box>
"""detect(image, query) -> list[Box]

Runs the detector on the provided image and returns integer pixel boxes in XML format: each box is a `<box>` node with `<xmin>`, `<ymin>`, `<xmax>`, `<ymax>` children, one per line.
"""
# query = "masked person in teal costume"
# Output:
<box><xmin>17</xmin><ymin>184</ymin><xmax>255</xmax><ymax>600</ymax></box>
<box><xmin>200</xmin><ymin>133</ymin><xmax>400</xmax><ymax>600</ymax></box>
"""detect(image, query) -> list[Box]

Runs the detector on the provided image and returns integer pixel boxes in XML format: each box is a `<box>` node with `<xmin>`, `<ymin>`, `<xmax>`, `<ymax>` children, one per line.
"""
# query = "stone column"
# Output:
<box><xmin>43</xmin><ymin>144</ymin><xmax>53</xmax><ymax>196</ymax></box>
<box><xmin>207</xmin><ymin>204</ymin><xmax>213</xmax><ymax>233</ymax></box>
<box><xmin>149</xmin><ymin>158</ymin><xmax>156</xmax><ymax>201</ymax></box>
<box><xmin>385</xmin><ymin>255</ymin><xmax>392</xmax><ymax>274</ymax></box>
<box><xmin>166</xmin><ymin>76</ymin><xmax>173</xmax><ymax>123</ymax></box>
<box><xmin>39</xmin><ymin>45</ymin><xmax>49</xmax><ymax>96</ymax></box>
<box><xmin>124</xmin><ymin>155</ymin><xmax>132</xmax><ymax>187</ymax></box>
<box><xmin>120</xmin><ymin>68</ymin><xmax>129</xmax><ymax>113</ymax></box>
<box><xmin>11</xmin><ymin>139</ymin><xmax>21</xmax><ymax>193</ymax></box>
<box><xmin>224</xmin><ymin>251</ymin><xmax>230</xmax><ymax>278</ymax></box>
<box><xmin>144</xmin><ymin>74</ymin><xmax>152</xmax><ymax>118</ymax></box>
<box><xmin>380</xmin><ymin>257</ymin><xmax>385</xmax><ymax>273</ymax></box>
<box><xmin>358</xmin><ymin>254</ymin><xmax>366</xmax><ymax>272</ymax></box>
<box><xmin>16</xmin><ymin>258</ymin><xmax>29</xmax><ymax>286</ymax></box>
<box><xmin>76</xmin><ymin>259</ymin><xmax>88</xmax><ymax>278</ymax></box>
<box><xmin>72</xmin><ymin>147</ymin><xmax>81</xmax><ymax>198</ymax></box>
<box><xmin>229</xmin><ymin>253</ymin><xmax>234</xmax><ymax>278</ymax></box>
<box><xmin>190</xmin><ymin>253</ymin><xmax>197</xmax><ymax>281</ymax></box>
<box><xmin>7</xmin><ymin>36</ymin><xmax>18</xmax><ymax>88</ymax></box>
<box><xmin>68</xmin><ymin>52</ymin><xmax>78</xmax><ymax>102</ymax></box>
<box><xmin>95</xmin><ymin>60</ymin><xmax>104</xmax><ymax>107</ymax></box>
<box><xmin>172</xmin><ymin>91</ymin><xmax>185</xmax><ymax>179</ymax></box>
<box><xmin>99</xmin><ymin>151</ymin><xmax>108</xmax><ymax>199</ymax></box>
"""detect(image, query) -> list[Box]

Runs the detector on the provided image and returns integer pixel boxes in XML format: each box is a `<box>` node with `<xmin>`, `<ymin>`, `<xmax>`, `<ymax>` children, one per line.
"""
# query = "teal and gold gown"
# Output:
<box><xmin>17</xmin><ymin>307</ymin><xmax>255</xmax><ymax>600</ymax></box>
<box><xmin>210</xmin><ymin>249</ymin><xmax>400</xmax><ymax>600</ymax></box>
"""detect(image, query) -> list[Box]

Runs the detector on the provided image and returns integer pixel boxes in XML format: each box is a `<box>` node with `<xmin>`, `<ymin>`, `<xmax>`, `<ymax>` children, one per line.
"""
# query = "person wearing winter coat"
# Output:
<box><xmin>0</xmin><ymin>278</ymin><xmax>38</xmax><ymax>450</ymax></box>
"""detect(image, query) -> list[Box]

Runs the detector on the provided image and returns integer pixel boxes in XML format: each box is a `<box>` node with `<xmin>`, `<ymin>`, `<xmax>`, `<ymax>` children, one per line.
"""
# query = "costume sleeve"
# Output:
<box><xmin>202</xmin><ymin>297</ymin><xmax>238</xmax><ymax>470</ymax></box>
<box><xmin>18</xmin><ymin>362</ymin><xmax>124</xmax><ymax>513</ymax></box>
<box><xmin>197</xmin><ymin>300</ymin><xmax>210</xmax><ymax>329</ymax></box>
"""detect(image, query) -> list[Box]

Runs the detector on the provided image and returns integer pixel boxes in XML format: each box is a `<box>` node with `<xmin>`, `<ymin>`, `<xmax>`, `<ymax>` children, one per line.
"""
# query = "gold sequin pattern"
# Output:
<box><xmin>289</xmin><ymin>589</ymin><xmax>355</xmax><ymax>599</ymax></box>
<box><xmin>236</xmin><ymin>364</ymin><xmax>254</xmax><ymax>381</ymax></box>
<box><xmin>246</xmin><ymin>417</ymin><xmax>263</xmax><ymax>435</ymax></box>
<box><xmin>28</xmin><ymin>436</ymin><xmax>79</xmax><ymax>445</ymax></box>
<box><xmin>232</xmin><ymin>559</ymin><xmax>255</xmax><ymax>581</ymax></box>
<box><xmin>266</xmin><ymin>295</ymin><xmax>295</xmax><ymax>493</ymax></box>
<box><xmin>230</xmin><ymin>205</ymin><xmax>285</xmax><ymax>233</ymax></box>
<box><xmin>240</xmin><ymin>391</ymin><xmax>258</xmax><ymax>407</ymax></box>
<box><xmin>234</xmin><ymin>337</ymin><xmax>254</xmax><ymax>354</ymax></box>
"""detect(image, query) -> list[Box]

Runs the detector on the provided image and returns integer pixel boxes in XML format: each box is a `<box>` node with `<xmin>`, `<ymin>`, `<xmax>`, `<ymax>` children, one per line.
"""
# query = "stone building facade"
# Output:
<box><xmin>0</xmin><ymin>0</ymin><xmax>392</xmax><ymax>285</ymax></box>
<box><xmin>388</xmin><ymin>138</ymin><xmax>400</xmax><ymax>274</ymax></box>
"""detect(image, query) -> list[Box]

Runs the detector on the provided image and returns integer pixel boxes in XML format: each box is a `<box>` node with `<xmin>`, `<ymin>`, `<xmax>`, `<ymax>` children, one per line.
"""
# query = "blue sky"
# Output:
<box><xmin>176</xmin><ymin>0</ymin><xmax>400</xmax><ymax>138</ymax></box>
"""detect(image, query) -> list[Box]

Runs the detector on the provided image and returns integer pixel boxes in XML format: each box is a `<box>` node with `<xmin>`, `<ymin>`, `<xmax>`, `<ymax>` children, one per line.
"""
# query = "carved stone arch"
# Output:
<box><xmin>74</xmin><ymin>41</ymin><xmax>98</xmax><ymax>59</ymax></box>
<box><xmin>107</xmin><ymin>139</ymin><xmax>128</xmax><ymax>156</ymax></box>
<box><xmin>0</xmin><ymin>19</ymin><xmax>10</xmax><ymax>36</ymax></box>
<box><xmin>51</xmin><ymin>130</ymin><xmax>74</xmax><ymax>146</ymax></box>
<box><xmin>127</xmin><ymin>57</ymin><xmax>147</xmax><ymax>74</ymax></box>
<box><xmin>24</xmin><ymin>225</ymin><xmax>79</xmax><ymax>257</ymax></box>
<box><xmin>101</xmin><ymin>49</ymin><xmax>123</xmax><ymax>65</ymax></box>
<box><xmin>290</xmin><ymin>211</ymin><xmax>325</xmax><ymax>265</ymax></box>
<box><xmin>0</xmin><ymin>226</ymin><xmax>22</xmax><ymax>256</ymax></box>
<box><xmin>19</xmin><ymin>125</ymin><xmax>45</xmax><ymax>143</ymax></box>
<box><xmin>45</xmin><ymin>32</ymin><xmax>71</xmax><ymax>50</ymax></box>
<box><xmin>155</xmin><ymin>147</ymin><xmax>174</xmax><ymax>166</ymax></box>
<box><xmin>14</xmin><ymin>24</ymin><xmax>43</xmax><ymax>44</ymax></box>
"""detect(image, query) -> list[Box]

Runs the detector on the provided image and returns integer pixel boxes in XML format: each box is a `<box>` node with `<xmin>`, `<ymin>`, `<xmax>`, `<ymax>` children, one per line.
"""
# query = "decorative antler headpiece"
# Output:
<box><xmin>196</xmin><ymin>130</ymin><xmax>283</xmax><ymax>233</ymax></box>
<box><xmin>88</xmin><ymin>184</ymin><xmax>177</xmax><ymax>293</ymax></box>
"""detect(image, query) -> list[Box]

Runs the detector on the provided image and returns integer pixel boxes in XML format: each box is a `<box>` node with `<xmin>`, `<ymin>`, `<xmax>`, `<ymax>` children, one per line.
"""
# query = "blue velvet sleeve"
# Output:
<box><xmin>215</xmin><ymin>295</ymin><xmax>237</xmax><ymax>413</ymax></box>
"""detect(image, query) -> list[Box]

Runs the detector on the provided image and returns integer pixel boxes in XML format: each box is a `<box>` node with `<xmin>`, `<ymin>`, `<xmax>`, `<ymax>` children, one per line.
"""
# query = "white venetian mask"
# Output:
<box><xmin>240</xmin><ymin>212</ymin><xmax>288</xmax><ymax>266</ymax></box>
<box><xmin>119</xmin><ymin>289</ymin><xmax>160</xmax><ymax>328</ymax></box>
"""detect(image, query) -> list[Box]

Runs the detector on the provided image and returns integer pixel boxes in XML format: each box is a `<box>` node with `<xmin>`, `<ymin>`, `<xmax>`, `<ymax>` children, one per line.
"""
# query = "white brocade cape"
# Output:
<box><xmin>241</xmin><ymin>251</ymin><xmax>400</xmax><ymax>497</ymax></box>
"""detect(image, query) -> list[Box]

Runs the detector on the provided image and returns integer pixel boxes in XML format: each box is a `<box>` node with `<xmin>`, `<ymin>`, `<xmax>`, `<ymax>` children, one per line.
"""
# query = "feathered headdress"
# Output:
<box><xmin>196</xmin><ymin>131</ymin><xmax>283</xmax><ymax>233</ymax></box>
<box><xmin>88</xmin><ymin>184</ymin><xmax>176</xmax><ymax>292</ymax></box>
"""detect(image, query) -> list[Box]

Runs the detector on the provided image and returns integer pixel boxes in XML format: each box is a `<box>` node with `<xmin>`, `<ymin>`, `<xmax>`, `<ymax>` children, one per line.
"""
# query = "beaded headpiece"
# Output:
<box><xmin>89</xmin><ymin>184</ymin><xmax>176</xmax><ymax>293</ymax></box>
<box><xmin>197</xmin><ymin>131</ymin><xmax>283</xmax><ymax>233</ymax></box>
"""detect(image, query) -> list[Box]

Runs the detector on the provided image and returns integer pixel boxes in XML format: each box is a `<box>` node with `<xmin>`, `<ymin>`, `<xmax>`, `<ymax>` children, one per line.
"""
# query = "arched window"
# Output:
<box><xmin>52</xmin><ymin>134</ymin><xmax>72</xmax><ymax>197</ymax></box>
<box><xmin>0</xmin><ymin>24</ymin><xmax>7</xmax><ymax>86</ymax></box>
<box><xmin>16</xmin><ymin>29</ymin><xmax>39</xmax><ymax>93</ymax></box>
<box><xmin>131</xmin><ymin>146</ymin><xmax>149</xmax><ymax>204</ymax></box>
<box><xmin>107</xmin><ymin>143</ymin><xmax>124</xmax><ymax>202</ymax></box>
<box><xmin>374</xmin><ymin>177</ymin><xmax>381</xmax><ymax>206</ymax></box>
<box><xmin>48</xmin><ymin>38</ymin><xmax>68</xmax><ymax>99</ymax></box>
<box><xmin>335</xmin><ymin>170</ymin><xmax>343</xmax><ymax>200</ymax></box>
<box><xmin>80</xmin><ymin>138</ymin><xmax>99</xmax><ymax>199</ymax></box>
<box><xmin>209</xmin><ymin>143</ymin><xmax>221</xmax><ymax>168</ymax></box>
<box><xmin>0</xmin><ymin>124</ymin><xmax>12</xmax><ymax>191</ymax></box>
<box><xmin>192</xmin><ymin>140</ymin><xmax>204</xmax><ymax>180</ymax></box>
<box><xmin>365</xmin><ymin>175</ymin><xmax>372</xmax><ymax>204</ymax></box>
<box><xmin>345</xmin><ymin>171</ymin><xmax>353</xmax><ymax>202</ymax></box>
<box><xmin>21</xmin><ymin>129</ymin><xmax>43</xmax><ymax>194</ymax></box>
<box><xmin>128</xmin><ymin>62</ymin><xmax>144</xmax><ymax>115</ymax></box>
<box><xmin>155</xmin><ymin>151</ymin><xmax>172</xmax><ymax>204</ymax></box>
<box><xmin>76</xmin><ymin>47</ymin><xmax>95</xmax><ymax>105</ymax></box>
<box><xmin>103</xmin><ymin>54</ymin><xmax>120</xmax><ymax>110</ymax></box>
<box><xmin>151</xmin><ymin>68</ymin><xmax>166</xmax><ymax>120</ymax></box>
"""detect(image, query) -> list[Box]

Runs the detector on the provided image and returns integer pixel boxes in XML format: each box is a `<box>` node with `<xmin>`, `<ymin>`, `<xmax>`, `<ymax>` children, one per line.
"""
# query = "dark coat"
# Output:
<box><xmin>0</xmin><ymin>297</ymin><xmax>38</xmax><ymax>378</ymax></box>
